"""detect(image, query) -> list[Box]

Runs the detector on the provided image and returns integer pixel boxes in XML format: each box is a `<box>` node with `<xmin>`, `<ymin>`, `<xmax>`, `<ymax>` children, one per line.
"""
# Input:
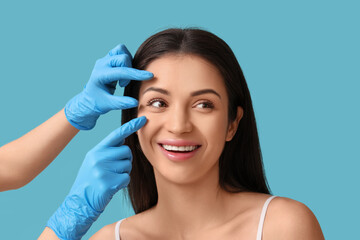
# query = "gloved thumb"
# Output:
<box><xmin>105</xmin><ymin>95</ymin><xmax>139</xmax><ymax>111</ymax></box>
<box><xmin>119</xmin><ymin>79</ymin><xmax>131</xmax><ymax>87</ymax></box>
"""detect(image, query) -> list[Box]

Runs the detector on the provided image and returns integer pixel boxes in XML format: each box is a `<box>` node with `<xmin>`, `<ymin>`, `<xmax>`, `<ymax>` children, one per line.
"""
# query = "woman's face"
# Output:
<box><xmin>137</xmin><ymin>54</ymin><xmax>241</xmax><ymax>185</ymax></box>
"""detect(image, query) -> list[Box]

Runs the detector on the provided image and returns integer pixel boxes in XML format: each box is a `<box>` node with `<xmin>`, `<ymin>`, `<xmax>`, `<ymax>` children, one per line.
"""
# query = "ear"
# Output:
<box><xmin>226</xmin><ymin>106</ymin><xmax>243</xmax><ymax>142</ymax></box>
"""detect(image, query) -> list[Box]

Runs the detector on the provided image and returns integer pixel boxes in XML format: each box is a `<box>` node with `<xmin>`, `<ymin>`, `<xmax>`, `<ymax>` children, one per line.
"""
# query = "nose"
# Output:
<box><xmin>164</xmin><ymin>105</ymin><xmax>193</xmax><ymax>134</ymax></box>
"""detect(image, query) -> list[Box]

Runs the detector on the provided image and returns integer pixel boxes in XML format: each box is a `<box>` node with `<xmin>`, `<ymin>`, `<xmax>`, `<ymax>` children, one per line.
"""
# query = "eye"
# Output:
<box><xmin>146</xmin><ymin>98</ymin><xmax>167</xmax><ymax>108</ymax></box>
<box><xmin>195</xmin><ymin>101</ymin><xmax>215</xmax><ymax>109</ymax></box>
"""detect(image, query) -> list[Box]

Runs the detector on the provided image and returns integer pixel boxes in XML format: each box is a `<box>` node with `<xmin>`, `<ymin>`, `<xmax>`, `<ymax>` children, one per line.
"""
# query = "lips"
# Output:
<box><xmin>161</xmin><ymin>144</ymin><xmax>200</xmax><ymax>152</ymax></box>
<box><xmin>157</xmin><ymin>139</ymin><xmax>202</xmax><ymax>162</ymax></box>
<box><xmin>158</xmin><ymin>139</ymin><xmax>202</xmax><ymax>146</ymax></box>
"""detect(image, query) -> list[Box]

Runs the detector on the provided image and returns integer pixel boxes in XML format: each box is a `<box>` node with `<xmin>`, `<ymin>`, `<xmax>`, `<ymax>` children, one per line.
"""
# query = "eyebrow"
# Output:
<box><xmin>142</xmin><ymin>87</ymin><xmax>221</xmax><ymax>99</ymax></box>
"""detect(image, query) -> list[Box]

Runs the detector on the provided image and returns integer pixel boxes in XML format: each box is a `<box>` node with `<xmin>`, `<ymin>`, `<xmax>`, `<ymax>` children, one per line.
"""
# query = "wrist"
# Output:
<box><xmin>64</xmin><ymin>94</ymin><xmax>99</xmax><ymax>130</ymax></box>
<box><xmin>46</xmin><ymin>195</ymin><xmax>101</xmax><ymax>240</ymax></box>
<box><xmin>64</xmin><ymin>106</ymin><xmax>93</xmax><ymax>130</ymax></box>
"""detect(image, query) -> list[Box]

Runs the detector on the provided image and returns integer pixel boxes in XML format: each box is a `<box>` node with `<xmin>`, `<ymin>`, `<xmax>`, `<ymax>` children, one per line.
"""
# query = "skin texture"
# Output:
<box><xmin>0</xmin><ymin>109</ymin><xmax>79</xmax><ymax>191</ymax></box>
<box><xmin>93</xmin><ymin>54</ymin><xmax>324</xmax><ymax>239</ymax></box>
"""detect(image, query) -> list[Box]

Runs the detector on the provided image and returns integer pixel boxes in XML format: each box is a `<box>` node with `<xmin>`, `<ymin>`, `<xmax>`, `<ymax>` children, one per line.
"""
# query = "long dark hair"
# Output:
<box><xmin>122</xmin><ymin>28</ymin><xmax>271</xmax><ymax>214</ymax></box>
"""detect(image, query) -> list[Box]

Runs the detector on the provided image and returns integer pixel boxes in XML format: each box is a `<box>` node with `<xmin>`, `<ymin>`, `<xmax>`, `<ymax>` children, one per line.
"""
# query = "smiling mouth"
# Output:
<box><xmin>159</xmin><ymin>144</ymin><xmax>201</xmax><ymax>153</ymax></box>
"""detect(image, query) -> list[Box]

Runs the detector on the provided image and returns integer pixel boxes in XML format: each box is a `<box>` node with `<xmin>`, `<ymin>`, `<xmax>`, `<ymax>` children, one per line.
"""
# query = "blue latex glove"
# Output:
<box><xmin>46</xmin><ymin>116</ymin><xmax>147</xmax><ymax>240</ymax></box>
<box><xmin>65</xmin><ymin>44</ymin><xmax>153</xmax><ymax>130</ymax></box>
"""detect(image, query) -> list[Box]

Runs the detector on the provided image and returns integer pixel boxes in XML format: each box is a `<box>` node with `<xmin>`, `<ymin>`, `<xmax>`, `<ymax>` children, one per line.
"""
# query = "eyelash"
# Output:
<box><xmin>146</xmin><ymin>98</ymin><xmax>215</xmax><ymax>109</ymax></box>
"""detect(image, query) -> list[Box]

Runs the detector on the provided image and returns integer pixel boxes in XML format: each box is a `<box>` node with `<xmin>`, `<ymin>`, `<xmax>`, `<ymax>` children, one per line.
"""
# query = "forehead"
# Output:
<box><xmin>139</xmin><ymin>54</ymin><xmax>227</xmax><ymax>97</ymax></box>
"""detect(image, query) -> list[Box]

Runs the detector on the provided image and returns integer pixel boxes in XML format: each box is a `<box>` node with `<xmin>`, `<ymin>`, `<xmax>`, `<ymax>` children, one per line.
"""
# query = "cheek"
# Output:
<box><xmin>196</xmin><ymin>114</ymin><xmax>229</xmax><ymax>156</ymax></box>
<box><xmin>137</xmin><ymin>121</ymin><xmax>153</xmax><ymax>148</ymax></box>
<box><xmin>137</xmin><ymin>125</ymin><xmax>154</xmax><ymax>165</ymax></box>
<box><xmin>198</xmin><ymin>113</ymin><xmax>228</xmax><ymax>139</ymax></box>
<box><xmin>137</xmin><ymin>106</ymin><xmax>153</xmax><ymax>146</ymax></box>
<box><xmin>137</xmin><ymin>114</ymin><xmax>163</xmax><ymax>155</ymax></box>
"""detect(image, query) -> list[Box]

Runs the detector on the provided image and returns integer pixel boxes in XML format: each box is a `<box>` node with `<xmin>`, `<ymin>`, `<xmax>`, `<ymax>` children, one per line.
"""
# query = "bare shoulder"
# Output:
<box><xmin>89</xmin><ymin>222</ymin><xmax>118</xmax><ymax>240</ymax></box>
<box><xmin>264</xmin><ymin>197</ymin><xmax>325</xmax><ymax>240</ymax></box>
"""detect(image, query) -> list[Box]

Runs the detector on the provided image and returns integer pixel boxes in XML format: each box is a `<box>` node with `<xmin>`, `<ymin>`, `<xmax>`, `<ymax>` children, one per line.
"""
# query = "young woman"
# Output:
<box><xmin>90</xmin><ymin>28</ymin><xmax>325</xmax><ymax>239</ymax></box>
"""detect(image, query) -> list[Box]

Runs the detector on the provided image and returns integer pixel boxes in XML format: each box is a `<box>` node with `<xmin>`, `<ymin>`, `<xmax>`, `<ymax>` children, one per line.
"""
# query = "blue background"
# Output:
<box><xmin>0</xmin><ymin>0</ymin><xmax>359</xmax><ymax>239</ymax></box>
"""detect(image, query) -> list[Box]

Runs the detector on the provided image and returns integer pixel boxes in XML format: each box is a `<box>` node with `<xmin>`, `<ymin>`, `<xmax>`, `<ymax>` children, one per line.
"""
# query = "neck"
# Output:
<box><xmin>151</xmin><ymin>164</ymin><xmax>232</xmax><ymax>235</ymax></box>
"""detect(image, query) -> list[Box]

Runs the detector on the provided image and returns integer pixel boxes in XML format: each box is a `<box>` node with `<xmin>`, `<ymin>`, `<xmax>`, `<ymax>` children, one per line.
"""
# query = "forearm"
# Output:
<box><xmin>38</xmin><ymin>227</ymin><xmax>60</xmax><ymax>240</ymax></box>
<box><xmin>0</xmin><ymin>108</ymin><xmax>79</xmax><ymax>191</ymax></box>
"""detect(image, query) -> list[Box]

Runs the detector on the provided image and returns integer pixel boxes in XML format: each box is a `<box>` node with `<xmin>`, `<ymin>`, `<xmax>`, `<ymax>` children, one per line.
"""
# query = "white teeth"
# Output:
<box><xmin>162</xmin><ymin>144</ymin><xmax>198</xmax><ymax>152</ymax></box>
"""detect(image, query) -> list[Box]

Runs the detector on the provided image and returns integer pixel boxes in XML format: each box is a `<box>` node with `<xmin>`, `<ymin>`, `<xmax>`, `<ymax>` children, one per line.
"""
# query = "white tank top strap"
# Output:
<box><xmin>115</xmin><ymin>218</ymin><xmax>126</xmax><ymax>240</ymax></box>
<box><xmin>256</xmin><ymin>195</ymin><xmax>277</xmax><ymax>240</ymax></box>
<box><xmin>114</xmin><ymin>196</ymin><xmax>277</xmax><ymax>240</ymax></box>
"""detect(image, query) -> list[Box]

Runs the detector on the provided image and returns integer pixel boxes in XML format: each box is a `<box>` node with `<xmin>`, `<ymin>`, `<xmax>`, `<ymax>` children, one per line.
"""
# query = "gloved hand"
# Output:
<box><xmin>46</xmin><ymin>116</ymin><xmax>147</xmax><ymax>240</ymax></box>
<box><xmin>65</xmin><ymin>44</ymin><xmax>153</xmax><ymax>130</ymax></box>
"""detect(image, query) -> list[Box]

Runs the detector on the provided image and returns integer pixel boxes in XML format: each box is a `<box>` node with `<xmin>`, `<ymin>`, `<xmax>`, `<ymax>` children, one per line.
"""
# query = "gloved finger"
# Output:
<box><xmin>110</xmin><ymin>159</ymin><xmax>132</xmax><ymax>174</ymax></box>
<box><xmin>114</xmin><ymin>173</ymin><xmax>131</xmax><ymax>190</ymax></box>
<box><xmin>108</xmin><ymin>44</ymin><xmax>132</xmax><ymax>59</ymax></box>
<box><xmin>98</xmin><ymin>116</ymin><xmax>147</xmax><ymax>148</ymax></box>
<box><xmin>93</xmin><ymin>145</ymin><xmax>132</xmax><ymax>161</ymax></box>
<box><xmin>103</xmin><ymin>95</ymin><xmax>138</xmax><ymax>111</ymax></box>
<box><xmin>97</xmin><ymin>156</ymin><xmax>132</xmax><ymax>174</ymax></box>
<box><xmin>119</xmin><ymin>79</ymin><xmax>131</xmax><ymax>88</ymax></box>
<box><xmin>108</xmin><ymin>54</ymin><xmax>132</xmax><ymax>68</ymax></box>
<box><xmin>99</xmin><ymin>67</ymin><xmax>153</xmax><ymax>85</ymax></box>
<box><xmin>96</xmin><ymin>172</ymin><xmax>130</xmax><ymax>197</ymax></box>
